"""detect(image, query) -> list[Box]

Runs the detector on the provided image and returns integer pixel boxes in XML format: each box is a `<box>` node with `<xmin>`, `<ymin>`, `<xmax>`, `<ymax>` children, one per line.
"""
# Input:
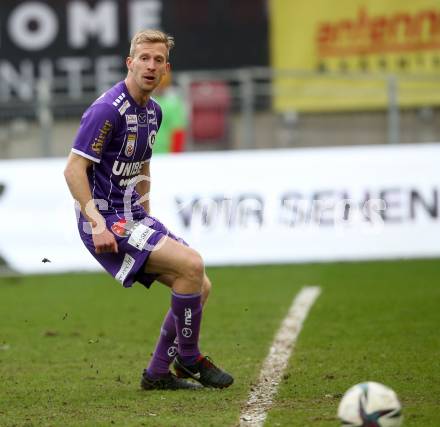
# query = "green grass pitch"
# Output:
<box><xmin>0</xmin><ymin>259</ymin><xmax>439</xmax><ymax>426</ymax></box>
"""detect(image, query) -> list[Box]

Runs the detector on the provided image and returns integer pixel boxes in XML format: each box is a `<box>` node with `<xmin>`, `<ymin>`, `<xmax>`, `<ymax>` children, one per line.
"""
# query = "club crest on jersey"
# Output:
<box><xmin>148</xmin><ymin>130</ymin><xmax>157</xmax><ymax>148</ymax></box>
<box><xmin>125</xmin><ymin>134</ymin><xmax>136</xmax><ymax>157</ymax></box>
<box><xmin>126</xmin><ymin>114</ymin><xmax>137</xmax><ymax>125</ymax></box>
<box><xmin>138</xmin><ymin>113</ymin><xmax>147</xmax><ymax>123</ymax></box>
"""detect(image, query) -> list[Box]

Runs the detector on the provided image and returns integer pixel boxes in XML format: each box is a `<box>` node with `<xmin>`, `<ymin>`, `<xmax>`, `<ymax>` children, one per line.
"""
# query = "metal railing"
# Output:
<box><xmin>0</xmin><ymin>68</ymin><xmax>439</xmax><ymax>158</ymax></box>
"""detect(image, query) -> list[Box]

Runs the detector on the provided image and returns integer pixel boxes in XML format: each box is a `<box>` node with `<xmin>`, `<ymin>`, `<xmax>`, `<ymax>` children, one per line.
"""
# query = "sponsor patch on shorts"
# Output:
<box><xmin>128</xmin><ymin>223</ymin><xmax>155</xmax><ymax>250</ymax></box>
<box><xmin>115</xmin><ymin>254</ymin><xmax>135</xmax><ymax>283</ymax></box>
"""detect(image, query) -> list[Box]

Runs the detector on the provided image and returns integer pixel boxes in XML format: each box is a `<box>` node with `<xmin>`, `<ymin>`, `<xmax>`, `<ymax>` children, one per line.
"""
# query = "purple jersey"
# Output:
<box><xmin>72</xmin><ymin>80</ymin><xmax>162</xmax><ymax>216</ymax></box>
<box><xmin>71</xmin><ymin>80</ymin><xmax>186</xmax><ymax>288</ymax></box>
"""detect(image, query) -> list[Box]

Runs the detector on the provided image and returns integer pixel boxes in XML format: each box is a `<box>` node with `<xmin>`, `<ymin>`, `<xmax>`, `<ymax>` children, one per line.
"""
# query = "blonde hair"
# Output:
<box><xmin>129</xmin><ymin>29</ymin><xmax>174</xmax><ymax>59</ymax></box>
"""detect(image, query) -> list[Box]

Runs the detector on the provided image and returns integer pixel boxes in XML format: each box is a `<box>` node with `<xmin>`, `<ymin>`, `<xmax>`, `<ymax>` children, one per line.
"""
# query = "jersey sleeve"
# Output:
<box><xmin>71</xmin><ymin>102</ymin><xmax>118</xmax><ymax>163</ymax></box>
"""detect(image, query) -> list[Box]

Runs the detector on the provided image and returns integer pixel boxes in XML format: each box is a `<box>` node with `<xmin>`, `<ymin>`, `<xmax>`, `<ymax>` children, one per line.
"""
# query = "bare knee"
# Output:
<box><xmin>201</xmin><ymin>275</ymin><xmax>212</xmax><ymax>305</ymax></box>
<box><xmin>182</xmin><ymin>250</ymin><xmax>204</xmax><ymax>289</ymax></box>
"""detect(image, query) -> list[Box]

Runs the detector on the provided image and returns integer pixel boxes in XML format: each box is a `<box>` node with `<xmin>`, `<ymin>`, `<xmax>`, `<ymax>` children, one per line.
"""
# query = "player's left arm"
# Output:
<box><xmin>136</xmin><ymin>160</ymin><xmax>151</xmax><ymax>215</ymax></box>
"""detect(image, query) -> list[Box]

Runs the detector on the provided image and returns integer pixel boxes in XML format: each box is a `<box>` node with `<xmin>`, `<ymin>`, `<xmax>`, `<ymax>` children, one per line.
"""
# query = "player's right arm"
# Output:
<box><xmin>64</xmin><ymin>152</ymin><xmax>118</xmax><ymax>254</ymax></box>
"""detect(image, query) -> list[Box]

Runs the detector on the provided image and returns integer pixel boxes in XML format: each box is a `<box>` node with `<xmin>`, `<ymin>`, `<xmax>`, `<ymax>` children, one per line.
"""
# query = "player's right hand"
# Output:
<box><xmin>92</xmin><ymin>227</ymin><xmax>119</xmax><ymax>254</ymax></box>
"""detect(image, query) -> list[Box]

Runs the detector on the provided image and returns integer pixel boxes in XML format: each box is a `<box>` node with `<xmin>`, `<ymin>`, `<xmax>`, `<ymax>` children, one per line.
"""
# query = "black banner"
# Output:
<box><xmin>164</xmin><ymin>0</ymin><xmax>268</xmax><ymax>70</ymax></box>
<box><xmin>0</xmin><ymin>0</ymin><xmax>268</xmax><ymax>101</ymax></box>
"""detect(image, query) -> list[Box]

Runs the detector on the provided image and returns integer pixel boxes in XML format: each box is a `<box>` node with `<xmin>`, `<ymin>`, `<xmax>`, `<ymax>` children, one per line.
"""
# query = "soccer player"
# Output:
<box><xmin>64</xmin><ymin>30</ymin><xmax>233</xmax><ymax>390</ymax></box>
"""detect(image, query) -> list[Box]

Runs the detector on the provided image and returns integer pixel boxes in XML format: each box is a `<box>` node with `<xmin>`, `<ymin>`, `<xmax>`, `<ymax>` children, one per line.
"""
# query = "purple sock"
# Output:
<box><xmin>171</xmin><ymin>291</ymin><xmax>202</xmax><ymax>365</ymax></box>
<box><xmin>146</xmin><ymin>309</ymin><xmax>178</xmax><ymax>379</ymax></box>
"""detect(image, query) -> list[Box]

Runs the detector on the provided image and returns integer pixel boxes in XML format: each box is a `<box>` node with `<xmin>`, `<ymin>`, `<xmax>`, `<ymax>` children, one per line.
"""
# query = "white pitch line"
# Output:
<box><xmin>239</xmin><ymin>286</ymin><xmax>321</xmax><ymax>427</ymax></box>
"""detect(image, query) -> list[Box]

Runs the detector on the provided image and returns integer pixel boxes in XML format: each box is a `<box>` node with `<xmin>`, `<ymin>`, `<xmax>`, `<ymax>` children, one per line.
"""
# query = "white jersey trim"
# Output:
<box><xmin>71</xmin><ymin>148</ymin><xmax>101</xmax><ymax>164</ymax></box>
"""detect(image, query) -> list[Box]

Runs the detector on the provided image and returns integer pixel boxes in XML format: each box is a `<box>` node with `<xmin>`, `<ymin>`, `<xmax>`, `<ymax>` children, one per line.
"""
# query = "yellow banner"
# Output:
<box><xmin>270</xmin><ymin>0</ymin><xmax>440</xmax><ymax>112</ymax></box>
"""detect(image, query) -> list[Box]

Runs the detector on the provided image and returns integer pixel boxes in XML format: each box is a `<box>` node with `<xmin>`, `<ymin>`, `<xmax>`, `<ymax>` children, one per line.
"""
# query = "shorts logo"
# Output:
<box><xmin>115</xmin><ymin>254</ymin><xmax>135</xmax><ymax>284</ymax></box>
<box><xmin>111</xmin><ymin>218</ymin><xmax>136</xmax><ymax>237</ymax></box>
<box><xmin>167</xmin><ymin>346</ymin><xmax>178</xmax><ymax>357</ymax></box>
<box><xmin>125</xmin><ymin>134</ymin><xmax>136</xmax><ymax>157</ymax></box>
<box><xmin>148</xmin><ymin>130</ymin><xmax>157</xmax><ymax>148</ymax></box>
<box><xmin>138</xmin><ymin>113</ymin><xmax>147</xmax><ymax>123</ymax></box>
<box><xmin>111</xmin><ymin>221</ymin><xmax>128</xmax><ymax>237</ymax></box>
<box><xmin>128</xmin><ymin>223</ymin><xmax>155</xmax><ymax>250</ymax></box>
<box><xmin>182</xmin><ymin>327</ymin><xmax>192</xmax><ymax>338</ymax></box>
<box><xmin>126</xmin><ymin>115</ymin><xmax>137</xmax><ymax>125</ymax></box>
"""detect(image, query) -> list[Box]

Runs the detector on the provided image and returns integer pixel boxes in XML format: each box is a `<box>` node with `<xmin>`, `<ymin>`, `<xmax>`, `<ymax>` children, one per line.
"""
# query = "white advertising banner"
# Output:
<box><xmin>0</xmin><ymin>144</ymin><xmax>439</xmax><ymax>275</ymax></box>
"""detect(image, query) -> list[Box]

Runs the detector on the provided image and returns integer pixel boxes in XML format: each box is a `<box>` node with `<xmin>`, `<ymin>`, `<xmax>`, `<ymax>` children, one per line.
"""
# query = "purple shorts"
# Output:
<box><xmin>78</xmin><ymin>211</ymin><xmax>187</xmax><ymax>288</ymax></box>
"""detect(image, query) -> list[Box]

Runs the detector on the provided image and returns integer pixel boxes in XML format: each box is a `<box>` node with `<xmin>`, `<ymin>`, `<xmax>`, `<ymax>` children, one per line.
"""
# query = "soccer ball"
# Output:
<box><xmin>337</xmin><ymin>381</ymin><xmax>403</xmax><ymax>427</ymax></box>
